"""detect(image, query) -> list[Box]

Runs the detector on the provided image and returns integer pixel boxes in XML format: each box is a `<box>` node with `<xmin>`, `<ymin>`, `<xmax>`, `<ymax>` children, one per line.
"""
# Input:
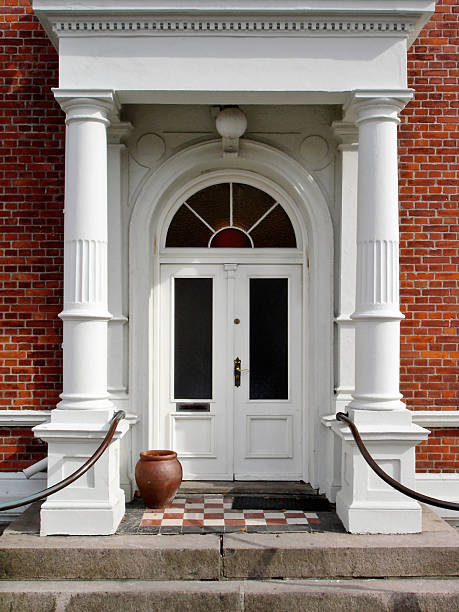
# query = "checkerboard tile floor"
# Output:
<box><xmin>117</xmin><ymin>495</ymin><xmax>345</xmax><ymax>535</ymax></box>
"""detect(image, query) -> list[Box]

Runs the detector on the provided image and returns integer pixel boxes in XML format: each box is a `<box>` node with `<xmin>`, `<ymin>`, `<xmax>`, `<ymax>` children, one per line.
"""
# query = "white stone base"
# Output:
<box><xmin>33</xmin><ymin>408</ymin><xmax>129</xmax><ymax>536</ymax></box>
<box><xmin>40</xmin><ymin>493</ymin><xmax>125</xmax><ymax>536</ymax></box>
<box><xmin>332</xmin><ymin>409</ymin><xmax>429</xmax><ymax>534</ymax></box>
<box><xmin>336</xmin><ymin>500</ymin><xmax>422</xmax><ymax>534</ymax></box>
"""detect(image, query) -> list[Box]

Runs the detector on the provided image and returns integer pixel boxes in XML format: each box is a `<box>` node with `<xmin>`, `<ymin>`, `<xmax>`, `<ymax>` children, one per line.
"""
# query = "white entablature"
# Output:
<box><xmin>34</xmin><ymin>1</ymin><xmax>435</xmax><ymax>103</ymax></box>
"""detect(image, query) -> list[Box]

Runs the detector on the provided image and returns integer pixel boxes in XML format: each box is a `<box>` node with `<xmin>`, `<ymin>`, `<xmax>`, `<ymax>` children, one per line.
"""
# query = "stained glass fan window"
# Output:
<box><xmin>166</xmin><ymin>183</ymin><xmax>296</xmax><ymax>248</ymax></box>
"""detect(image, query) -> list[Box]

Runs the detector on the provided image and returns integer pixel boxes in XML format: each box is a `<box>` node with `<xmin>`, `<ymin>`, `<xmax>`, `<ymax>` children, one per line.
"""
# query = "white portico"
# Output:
<box><xmin>33</xmin><ymin>0</ymin><xmax>434</xmax><ymax>535</ymax></box>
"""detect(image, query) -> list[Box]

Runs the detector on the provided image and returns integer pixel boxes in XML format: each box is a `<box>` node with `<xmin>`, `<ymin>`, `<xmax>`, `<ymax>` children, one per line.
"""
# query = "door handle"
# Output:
<box><xmin>234</xmin><ymin>357</ymin><xmax>248</xmax><ymax>387</ymax></box>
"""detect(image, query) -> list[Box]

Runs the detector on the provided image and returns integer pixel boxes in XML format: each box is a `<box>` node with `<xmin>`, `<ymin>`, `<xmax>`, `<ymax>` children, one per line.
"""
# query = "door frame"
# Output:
<box><xmin>158</xmin><ymin>261</ymin><xmax>304</xmax><ymax>480</ymax></box>
<box><xmin>129</xmin><ymin>139</ymin><xmax>334</xmax><ymax>490</ymax></box>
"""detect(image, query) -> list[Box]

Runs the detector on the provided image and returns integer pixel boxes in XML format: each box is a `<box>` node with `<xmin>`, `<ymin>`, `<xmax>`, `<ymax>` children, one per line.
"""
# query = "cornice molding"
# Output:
<box><xmin>321</xmin><ymin>411</ymin><xmax>459</xmax><ymax>429</ymax></box>
<box><xmin>33</xmin><ymin>1</ymin><xmax>436</xmax><ymax>48</ymax></box>
<box><xmin>411</xmin><ymin>411</ymin><xmax>459</xmax><ymax>428</ymax></box>
<box><xmin>0</xmin><ymin>410</ymin><xmax>52</xmax><ymax>426</ymax></box>
<box><xmin>0</xmin><ymin>409</ymin><xmax>138</xmax><ymax>427</ymax></box>
<box><xmin>49</xmin><ymin>16</ymin><xmax>417</xmax><ymax>38</ymax></box>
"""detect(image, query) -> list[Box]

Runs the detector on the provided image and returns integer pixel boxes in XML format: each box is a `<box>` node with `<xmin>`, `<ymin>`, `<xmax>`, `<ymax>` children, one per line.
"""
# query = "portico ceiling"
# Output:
<box><xmin>33</xmin><ymin>1</ymin><xmax>436</xmax><ymax>104</ymax></box>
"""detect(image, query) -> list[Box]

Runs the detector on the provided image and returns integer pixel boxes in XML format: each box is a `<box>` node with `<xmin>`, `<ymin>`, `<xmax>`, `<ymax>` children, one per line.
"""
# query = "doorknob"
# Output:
<box><xmin>234</xmin><ymin>357</ymin><xmax>248</xmax><ymax>387</ymax></box>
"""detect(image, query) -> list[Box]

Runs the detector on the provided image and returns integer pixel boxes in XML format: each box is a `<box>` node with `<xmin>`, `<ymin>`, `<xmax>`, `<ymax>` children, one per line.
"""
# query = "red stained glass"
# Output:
<box><xmin>210</xmin><ymin>228</ymin><xmax>252</xmax><ymax>248</ymax></box>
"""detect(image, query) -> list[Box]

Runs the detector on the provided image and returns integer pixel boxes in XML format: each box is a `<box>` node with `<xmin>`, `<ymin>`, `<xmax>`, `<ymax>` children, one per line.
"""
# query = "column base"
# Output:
<box><xmin>33</xmin><ymin>408</ymin><xmax>129</xmax><ymax>536</ymax></box>
<box><xmin>336</xmin><ymin>499</ymin><xmax>422</xmax><ymax>534</ymax></box>
<box><xmin>332</xmin><ymin>409</ymin><xmax>429</xmax><ymax>534</ymax></box>
<box><xmin>40</xmin><ymin>493</ymin><xmax>125</xmax><ymax>536</ymax></box>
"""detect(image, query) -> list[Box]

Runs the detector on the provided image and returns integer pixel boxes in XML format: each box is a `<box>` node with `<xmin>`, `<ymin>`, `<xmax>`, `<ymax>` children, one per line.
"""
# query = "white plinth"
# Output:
<box><xmin>34</xmin><ymin>409</ymin><xmax>129</xmax><ymax>536</ymax></box>
<box><xmin>333</xmin><ymin>409</ymin><xmax>429</xmax><ymax>534</ymax></box>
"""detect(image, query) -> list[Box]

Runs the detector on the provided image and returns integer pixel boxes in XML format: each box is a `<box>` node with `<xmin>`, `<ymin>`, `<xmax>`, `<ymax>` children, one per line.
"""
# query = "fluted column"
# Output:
<box><xmin>333</xmin><ymin>91</ymin><xmax>428</xmax><ymax>534</ymax></box>
<box><xmin>33</xmin><ymin>90</ymin><xmax>128</xmax><ymax>536</ymax></box>
<box><xmin>349</xmin><ymin>94</ymin><xmax>409</xmax><ymax>414</ymax></box>
<box><xmin>58</xmin><ymin>93</ymin><xmax>114</xmax><ymax>413</ymax></box>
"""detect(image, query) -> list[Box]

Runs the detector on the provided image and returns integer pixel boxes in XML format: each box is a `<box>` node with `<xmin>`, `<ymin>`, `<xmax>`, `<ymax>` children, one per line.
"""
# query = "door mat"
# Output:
<box><xmin>117</xmin><ymin>495</ymin><xmax>345</xmax><ymax>535</ymax></box>
<box><xmin>231</xmin><ymin>494</ymin><xmax>330</xmax><ymax>511</ymax></box>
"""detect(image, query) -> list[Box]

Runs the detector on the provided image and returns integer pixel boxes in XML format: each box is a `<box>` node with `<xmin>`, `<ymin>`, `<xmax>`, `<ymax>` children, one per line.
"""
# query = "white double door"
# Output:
<box><xmin>159</xmin><ymin>263</ymin><xmax>303</xmax><ymax>480</ymax></box>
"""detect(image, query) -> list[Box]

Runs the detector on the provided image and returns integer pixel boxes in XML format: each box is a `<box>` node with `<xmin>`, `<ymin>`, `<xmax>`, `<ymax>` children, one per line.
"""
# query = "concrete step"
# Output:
<box><xmin>1</xmin><ymin>579</ymin><xmax>459</xmax><ymax>611</ymax></box>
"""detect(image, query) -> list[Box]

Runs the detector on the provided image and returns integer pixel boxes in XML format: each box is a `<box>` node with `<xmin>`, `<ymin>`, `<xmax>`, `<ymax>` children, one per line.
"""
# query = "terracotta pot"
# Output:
<box><xmin>135</xmin><ymin>450</ymin><xmax>182</xmax><ymax>509</ymax></box>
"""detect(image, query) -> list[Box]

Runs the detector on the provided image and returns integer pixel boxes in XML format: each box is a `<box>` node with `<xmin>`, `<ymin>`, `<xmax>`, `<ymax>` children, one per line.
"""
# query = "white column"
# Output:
<box><xmin>333</xmin><ymin>91</ymin><xmax>428</xmax><ymax>534</ymax></box>
<box><xmin>350</xmin><ymin>95</ymin><xmax>406</xmax><ymax>414</ymax></box>
<box><xmin>34</xmin><ymin>90</ymin><xmax>128</xmax><ymax>536</ymax></box>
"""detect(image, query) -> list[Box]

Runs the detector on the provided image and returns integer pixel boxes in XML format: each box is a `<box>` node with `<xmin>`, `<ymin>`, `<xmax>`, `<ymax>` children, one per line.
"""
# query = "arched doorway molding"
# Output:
<box><xmin>129</xmin><ymin>139</ymin><xmax>333</xmax><ymax>487</ymax></box>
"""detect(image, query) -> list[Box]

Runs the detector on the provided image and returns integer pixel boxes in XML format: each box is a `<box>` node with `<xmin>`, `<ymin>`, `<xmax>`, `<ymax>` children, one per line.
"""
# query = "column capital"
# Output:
<box><xmin>344</xmin><ymin>89</ymin><xmax>414</xmax><ymax>125</ymax></box>
<box><xmin>108</xmin><ymin>121</ymin><xmax>134</xmax><ymax>145</ymax></box>
<box><xmin>332</xmin><ymin>121</ymin><xmax>359</xmax><ymax>151</ymax></box>
<box><xmin>52</xmin><ymin>89</ymin><xmax>120</xmax><ymax>126</ymax></box>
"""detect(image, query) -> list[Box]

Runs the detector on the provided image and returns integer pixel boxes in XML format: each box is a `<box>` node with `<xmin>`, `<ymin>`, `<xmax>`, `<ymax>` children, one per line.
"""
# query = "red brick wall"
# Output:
<box><xmin>0</xmin><ymin>0</ymin><xmax>64</xmax><ymax>468</ymax></box>
<box><xmin>416</xmin><ymin>428</ymin><xmax>459</xmax><ymax>473</ymax></box>
<box><xmin>0</xmin><ymin>1</ymin><xmax>458</xmax><ymax>473</ymax></box>
<box><xmin>399</xmin><ymin>0</ymin><xmax>459</xmax><ymax>470</ymax></box>
<box><xmin>0</xmin><ymin>426</ymin><xmax>46</xmax><ymax>470</ymax></box>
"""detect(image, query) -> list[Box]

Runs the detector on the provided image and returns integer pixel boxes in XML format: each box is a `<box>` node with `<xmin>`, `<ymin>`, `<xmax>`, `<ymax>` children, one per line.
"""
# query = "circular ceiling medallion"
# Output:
<box><xmin>300</xmin><ymin>135</ymin><xmax>330</xmax><ymax>170</ymax></box>
<box><xmin>134</xmin><ymin>133</ymin><xmax>165</xmax><ymax>166</ymax></box>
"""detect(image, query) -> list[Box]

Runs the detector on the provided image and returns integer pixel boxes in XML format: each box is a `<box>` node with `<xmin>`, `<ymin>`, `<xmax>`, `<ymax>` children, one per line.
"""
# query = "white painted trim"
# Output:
<box><xmin>412</xmin><ymin>411</ymin><xmax>459</xmax><ymax>428</ymax></box>
<box><xmin>0</xmin><ymin>410</ymin><xmax>138</xmax><ymax>428</ymax></box>
<box><xmin>169</xmin><ymin>413</ymin><xmax>217</xmax><ymax>458</ymax></box>
<box><xmin>0</xmin><ymin>472</ymin><xmax>47</xmax><ymax>523</ymax></box>
<box><xmin>235</xmin><ymin>473</ymin><xmax>303</xmax><ymax>481</ymax></box>
<box><xmin>159</xmin><ymin>249</ymin><xmax>303</xmax><ymax>265</ymax></box>
<box><xmin>0</xmin><ymin>410</ymin><xmax>51</xmax><ymax>426</ymax></box>
<box><xmin>415</xmin><ymin>473</ymin><xmax>459</xmax><ymax>518</ymax></box>
<box><xmin>245</xmin><ymin>415</ymin><xmax>294</xmax><ymax>459</ymax></box>
<box><xmin>322</xmin><ymin>411</ymin><xmax>459</xmax><ymax>430</ymax></box>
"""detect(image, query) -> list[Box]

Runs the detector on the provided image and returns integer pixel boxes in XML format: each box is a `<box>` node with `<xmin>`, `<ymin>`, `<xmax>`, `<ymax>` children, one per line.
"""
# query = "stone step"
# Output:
<box><xmin>1</xmin><ymin>578</ymin><xmax>459</xmax><ymax>611</ymax></box>
<box><xmin>0</xmin><ymin>533</ymin><xmax>221</xmax><ymax>581</ymax></box>
<box><xmin>1</xmin><ymin>528</ymin><xmax>458</xmax><ymax>581</ymax></box>
<box><xmin>222</xmin><ymin>530</ymin><xmax>459</xmax><ymax>579</ymax></box>
<box><xmin>1</xmin><ymin>504</ymin><xmax>457</xmax><ymax>581</ymax></box>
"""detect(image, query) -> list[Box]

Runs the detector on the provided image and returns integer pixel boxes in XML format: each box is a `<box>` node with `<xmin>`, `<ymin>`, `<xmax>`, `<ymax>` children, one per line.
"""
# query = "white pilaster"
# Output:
<box><xmin>333</xmin><ymin>121</ymin><xmax>359</xmax><ymax>416</ymax></box>
<box><xmin>34</xmin><ymin>90</ymin><xmax>128</xmax><ymax>536</ymax></box>
<box><xmin>334</xmin><ymin>91</ymin><xmax>429</xmax><ymax>534</ymax></box>
<box><xmin>107</xmin><ymin>121</ymin><xmax>132</xmax><ymax>410</ymax></box>
<box><xmin>320</xmin><ymin>122</ymin><xmax>358</xmax><ymax>503</ymax></box>
<box><xmin>107</xmin><ymin>120</ymin><xmax>135</xmax><ymax>500</ymax></box>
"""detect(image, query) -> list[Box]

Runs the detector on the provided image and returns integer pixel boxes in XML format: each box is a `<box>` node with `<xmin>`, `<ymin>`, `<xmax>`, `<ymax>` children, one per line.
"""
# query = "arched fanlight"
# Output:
<box><xmin>165</xmin><ymin>182</ymin><xmax>296</xmax><ymax>248</ymax></box>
